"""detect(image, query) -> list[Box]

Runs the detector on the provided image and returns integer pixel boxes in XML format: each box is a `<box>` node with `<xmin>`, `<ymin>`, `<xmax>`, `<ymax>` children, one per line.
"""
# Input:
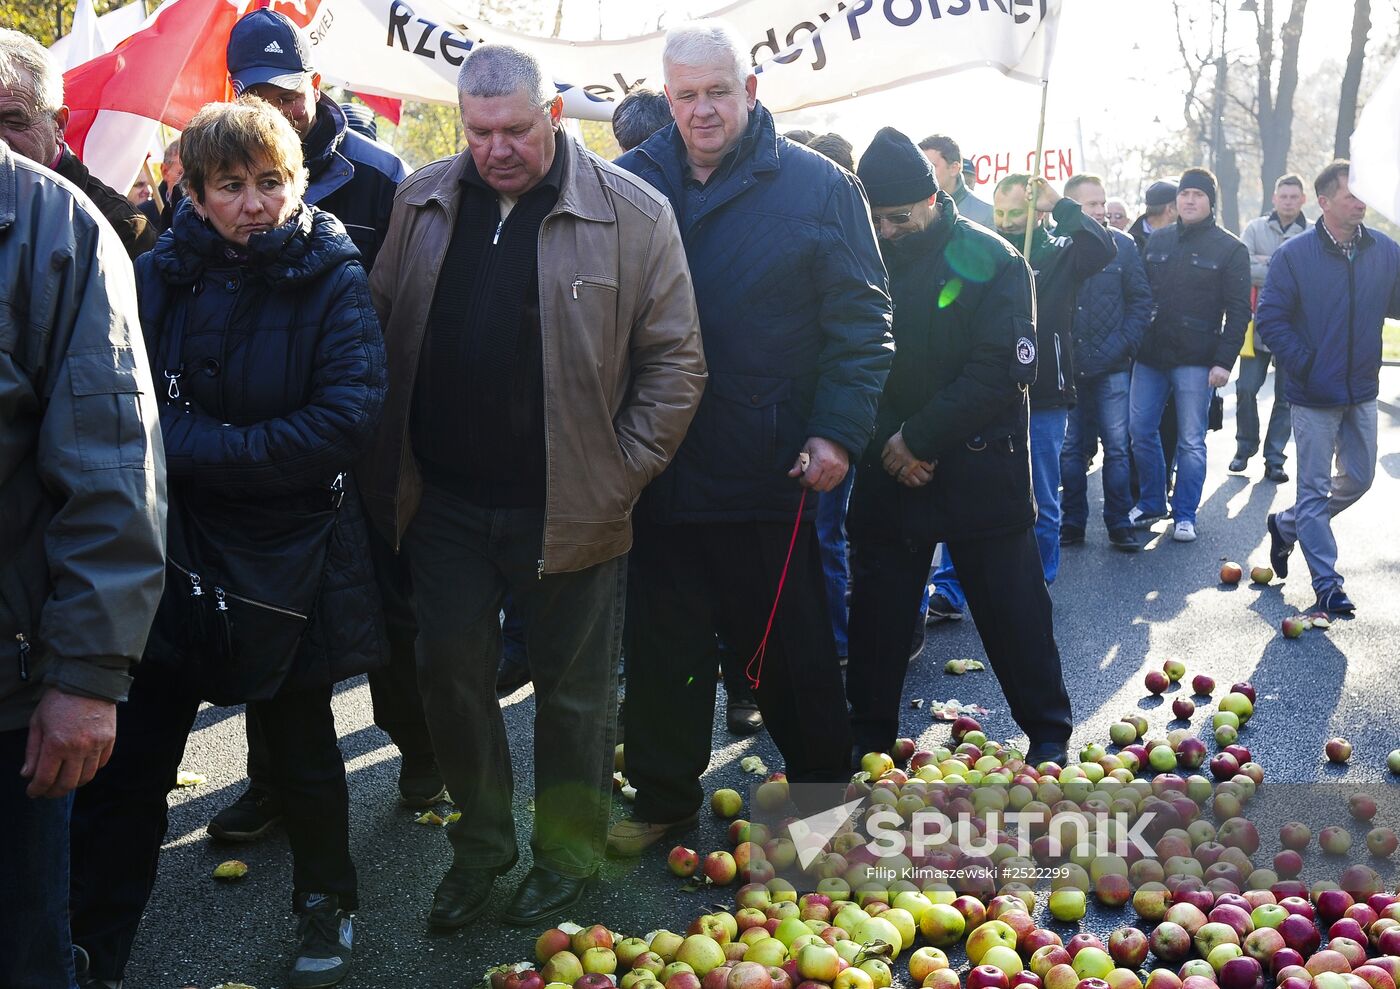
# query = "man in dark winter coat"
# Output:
<box><xmin>845</xmin><ymin>126</ymin><xmax>1072</xmax><ymax>767</ymax></box>
<box><xmin>928</xmin><ymin>171</ymin><xmax>1113</xmax><ymax>608</ymax></box>
<box><xmin>1128</xmin><ymin>180</ymin><xmax>1178</xmax><ymax>254</ymax></box>
<box><xmin>1131</xmin><ymin>167</ymin><xmax>1250</xmax><ymax>542</ymax></box>
<box><xmin>206</xmin><ymin>9</ymin><xmax>436</xmax><ymax>845</ymax></box>
<box><xmin>1259</xmin><ymin>160</ymin><xmax>1400</xmax><ymax>615</ymax></box>
<box><xmin>1060</xmin><ymin>173</ymin><xmax>1153</xmax><ymax>551</ymax></box>
<box><xmin>609</xmin><ymin>21</ymin><xmax>891</xmax><ymax>855</ymax></box>
<box><xmin>0</xmin><ymin>30</ymin><xmax>156</xmax><ymax>259</ymax></box>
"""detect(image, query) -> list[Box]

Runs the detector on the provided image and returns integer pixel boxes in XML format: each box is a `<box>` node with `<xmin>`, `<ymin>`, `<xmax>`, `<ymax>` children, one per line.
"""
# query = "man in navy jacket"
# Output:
<box><xmin>1258</xmin><ymin>160</ymin><xmax>1400</xmax><ymax>615</ymax></box>
<box><xmin>609</xmin><ymin>20</ymin><xmax>892</xmax><ymax>855</ymax></box>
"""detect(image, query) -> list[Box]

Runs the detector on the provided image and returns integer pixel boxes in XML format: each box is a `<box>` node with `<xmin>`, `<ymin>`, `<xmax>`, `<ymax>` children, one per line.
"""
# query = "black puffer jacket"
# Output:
<box><xmin>137</xmin><ymin>201</ymin><xmax>388</xmax><ymax>688</ymax></box>
<box><xmin>1024</xmin><ymin>198</ymin><xmax>1115</xmax><ymax>408</ymax></box>
<box><xmin>1073</xmin><ymin>226</ymin><xmax>1153</xmax><ymax>378</ymax></box>
<box><xmin>846</xmin><ymin>193</ymin><xmax>1038</xmax><ymax>545</ymax></box>
<box><xmin>1139</xmin><ymin>216</ymin><xmax>1251</xmax><ymax>371</ymax></box>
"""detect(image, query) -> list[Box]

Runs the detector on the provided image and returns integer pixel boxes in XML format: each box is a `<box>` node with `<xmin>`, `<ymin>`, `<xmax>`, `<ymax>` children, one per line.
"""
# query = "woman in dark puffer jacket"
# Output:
<box><xmin>69</xmin><ymin>98</ymin><xmax>386</xmax><ymax>989</ymax></box>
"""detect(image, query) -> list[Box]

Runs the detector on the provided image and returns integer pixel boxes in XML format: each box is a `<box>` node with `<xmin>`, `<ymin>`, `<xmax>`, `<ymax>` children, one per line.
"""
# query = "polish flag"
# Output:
<box><xmin>61</xmin><ymin>0</ymin><xmax>324</xmax><ymax>193</ymax></box>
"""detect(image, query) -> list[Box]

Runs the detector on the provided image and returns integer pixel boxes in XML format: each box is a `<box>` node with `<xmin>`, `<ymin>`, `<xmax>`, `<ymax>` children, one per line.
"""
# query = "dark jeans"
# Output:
<box><xmin>0</xmin><ymin>728</ymin><xmax>76</xmax><ymax>989</ymax></box>
<box><xmin>70</xmin><ymin>674</ymin><xmax>355</xmax><ymax>980</ymax></box>
<box><xmin>847</xmin><ymin>527</ymin><xmax>1072</xmax><ymax>753</ymax></box>
<box><xmin>1235</xmin><ymin>353</ymin><xmax>1291</xmax><ymax>468</ymax></box>
<box><xmin>403</xmin><ymin>484</ymin><xmax>624</xmax><ymax>879</ymax></box>
<box><xmin>624</xmin><ymin>519</ymin><xmax>852</xmax><ymax>823</ymax></box>
<box><xmin>1063</xmin><ymin>371</ymin><xmax>1133</xmax><ymax>531</ymax></box>
<box><xmin>816</xmin><ymin>469</ymin><xmax>855</xmax><ymax>657</ymax></box>
<box><xmin>247</xmin><ymin>527</ymin><xmax>434</xmax><ymax>789</ymax></box>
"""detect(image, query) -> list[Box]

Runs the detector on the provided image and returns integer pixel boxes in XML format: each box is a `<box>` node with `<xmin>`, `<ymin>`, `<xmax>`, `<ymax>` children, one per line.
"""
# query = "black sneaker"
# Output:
<box><xmin>1228</xmin><ymin>456</ymin><xmax>1248</xmax><ymax>473</ymax></box>
<box><xmin>1315</xmin><ymin>587</ymin><xmax>1356</xmax><ymax>614</ymax></box>
<box><xmin>73</xmin><ymin>945</ymin><xmax>122</xmax><ymax>989</ymax></box>
<box><xmin>1059</xmin><ymin>526</ymin><xmax>1085</xmax><ymax>546</ymax></box>
<box><xmin>207</xmin><ymin>783</ymin><xmax>282</xmax><ymax>842</ymax></box>
<box><xmin>925</xmin><ymin>592</ymin><xmax>965</xmax><ymax>623</ymax></box>
<box><xmin>1108</xmin><ymin>528</ymin><xmax>1141</xmax><ymax>552</ymax></box>
<box><xmin>289</xmin><ymin>894</ymin><xmax>353</xmax><ymax>988</ymax></box>
<box><xmin>1026</xmin><ymin>740</ymin><xmax>1068</xmax><ymax>767</ymax></box>
<box><xmin>398</xmin><ymin>755</ymin><xmax>448</xmax><ymax>808</ymax></box>
<box><xmin>1267</xmin><ymin>512</ymin><xmax>1294</xmax><ymax>579</ymax></box>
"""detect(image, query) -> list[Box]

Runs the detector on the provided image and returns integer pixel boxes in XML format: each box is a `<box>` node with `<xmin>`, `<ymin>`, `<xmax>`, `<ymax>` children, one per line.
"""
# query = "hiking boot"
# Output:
<box><xmin>288</xmin><ymin>894</ymin><xmax>353</xmax><ymax>988</ymax></box>
<box><xmin>207</xmin><ymin>783</ymin><xmax>281</xmax><ymax>842</ymax></box>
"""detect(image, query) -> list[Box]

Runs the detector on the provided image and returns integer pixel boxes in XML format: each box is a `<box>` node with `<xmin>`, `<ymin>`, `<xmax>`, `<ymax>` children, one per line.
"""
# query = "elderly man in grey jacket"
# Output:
<box><xmin>0</xmin><ymin>139</ymin><xmax>166</xmax><ymax>989</ymax></box>
<box><xmin>1233</xmin><ymin>173</ymin><xmax>1308</xmax><ymax>482</ymax></box>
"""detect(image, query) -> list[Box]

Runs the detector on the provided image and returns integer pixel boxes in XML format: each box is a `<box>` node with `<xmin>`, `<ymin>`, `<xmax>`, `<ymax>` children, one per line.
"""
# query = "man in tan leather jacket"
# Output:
<box><xmin>361</xmin><ymin>44</ymin><xmax>705</xmax><ymax>928</ymax></box>
<box><xmin>0</xmin><ymin>138</ymin><xmax>165</xmax><ymax>989</ymax></box>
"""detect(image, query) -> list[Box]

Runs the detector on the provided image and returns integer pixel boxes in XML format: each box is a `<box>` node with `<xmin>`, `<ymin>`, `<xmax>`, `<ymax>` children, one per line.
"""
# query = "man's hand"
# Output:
<box><xmin>788</xmin><ymin>436</ymin><xmax>849</xmax><ymax>493</ymax></box>
<box><xmin>1208</xmin><ymin>365</ymin><xmax>1231</xmax><ymax>389</ymax></box>
<box><xmin>1028</xmin><ymin>176</ymin><xmax>1062</xmax><ymax>213</ymax></box>
<box><xmin>21</xmin><ymin>688</ymin><xmax>117</xmax><ymax>799</ymax></box>
<box><xmin>882</xmin><ymin>430</ymin><xmax>936</xmax><ymax>487</ymax></box>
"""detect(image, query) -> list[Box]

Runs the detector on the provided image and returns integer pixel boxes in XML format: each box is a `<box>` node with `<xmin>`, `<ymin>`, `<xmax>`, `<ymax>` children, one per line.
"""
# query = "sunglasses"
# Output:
<box><xmin>872</xmin><ymin>210</ymin><xmax>915</xmax><ymax>226</ymax></box>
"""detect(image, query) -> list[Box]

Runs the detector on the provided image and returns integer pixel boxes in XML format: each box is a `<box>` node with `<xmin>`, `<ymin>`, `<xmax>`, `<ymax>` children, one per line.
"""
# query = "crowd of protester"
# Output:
<box><xmin>1</xmin><ymin>12</ymin><xmax>1398</xmax><ymax>989</ymax></box>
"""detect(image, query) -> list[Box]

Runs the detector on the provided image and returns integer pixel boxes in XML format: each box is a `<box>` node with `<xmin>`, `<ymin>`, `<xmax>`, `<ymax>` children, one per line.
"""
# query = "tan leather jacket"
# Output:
<box><xmin>362</xmin><ymin>133</ymin><xmax>706</xmax><ymax>574</ymax></box>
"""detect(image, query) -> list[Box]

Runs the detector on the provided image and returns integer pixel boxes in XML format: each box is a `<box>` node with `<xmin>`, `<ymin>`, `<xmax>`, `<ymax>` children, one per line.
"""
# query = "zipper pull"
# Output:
<box><xmin>492</xmin><ymin>219</ymin><xmax>504</xmax><ymax>245</ymax></box>
<box><xmin>190</xmin><ymin>571</ymin><xmax>204</xmax><ymax>597</ymax></box>
<box><xmin>572</xmin><ymin>279</ymin><xmax>582</xmax><ymax>300</ymax></box>
<box><xmin>214</xmin><ymin>587</ymin><xmax>228</xmax><ymax>612</ymax></box>
<box><xmin>537</xmin><ymin>559</ymin><xmax>545</xmax><ymax>580</ymax></box>
<box><xmin>16</xmin><ymin>633</ymin><xmax>29</xmax><ymax>682</ymax></box>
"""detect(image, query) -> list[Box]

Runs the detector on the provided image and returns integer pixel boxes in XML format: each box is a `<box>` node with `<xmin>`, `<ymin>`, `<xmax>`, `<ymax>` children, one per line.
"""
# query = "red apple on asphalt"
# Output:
<box><xmin>670</xmin><ymin>846</ymin><xmax>702</xmax><ymax>878</ymax></box>
<box><xmin>1066</xmin><ymin>934</ymin><xmax>1107</xmax><ymax>960</ymax></box>
<box><xmin>1193</xmin><ymin>675</ymin><xmax>1216</xmax><ymax>696</ymax></box>
<box><xmin>1013</xmin><ymin>974</ymin><xmax>1043</xmax><ymax>989</ymax></box>
<box><xmin>1377</xmin><ymin>928</ymin><xmax>1400</xmax><ymax>955</ymax></box>
<box><xmin>952</xmin><ymin>716</ymin><xmax>982</xmax><ymax>743</ymax></box>
<box><xmin>1074</xmin><ymin>980</ymin><xmax>1110</xmax><ymax>989</ymax></box>
<box><xmin>1279</xmin><ymin>914</ymin><xmax>1322</xmax><ymax>956</ymax></box>
<box><xmin>1306</xmin><ymin>951</ymin><xmax>1353</xmax><ymax>976</ymax></box>
<box><xmin>537</xmin><ymin>929</ymin><xmax>574</xmax><ymax>964</ymax></box>
<box><xmin>1211</xmin><ymin>753</ymin><xmax>1241</xmax><ymax>781</ymax></box>
<box><xmin>1145</xmin><ymin>972</ymin><xmax>1183</xmax><ymax>989</ymax></box>
<box><xmin>1220</xmin><ymin>563</ymin><xmax>1243</xmax><ymax>585</ymax></box>
<box><xmin>1282</xmin><ymin>616</ymin><xmax>1309</xmax><ymax>639</ymax></box>
<box><xmin>1368</xmin><ymin>962</ymin><xmax>1400</xmax><ymax>988</ymax></box>
<box><xmin>1229</xmin><ymin>682</ymin><xmax>1256</xmax><ymax>703</ymax></box>
<box><xmin>1326</xmin><ymin>739</ymin><xmax>1353</xmax><ymax>764</ymax></box>
<box><xmin>1318</xmin><ymin>890</ymin><xmax>1356</xmax><ymax>925</ymax></box>
<box><xmin>508</xmin><ymin>973</ymin><xmax>544</xmax><ymax>989</ymax></box>
<box><xmin>705</xmin><ymin>851</ymin><xmax>739</xmax><ymax>886</ymax></box>
<box><xmin>1146</xmin><ymin>671</ymin><xmax>1171</xmax><ymax>695</ymax></box>
<box><xmin>969</xmin><ymin>967</ymin><xmax>1012</xmax><ymax>989</ymax></box>
<box><xmin>1320</xmin><ymin>827</ymin><xmax>1353</xmax><ymax>855</ymax></box>
<box><xmin>1209</xmin><ymin>904</ymin><xmax>1254</xmax><ymax>939</ymax></box>
<box><xmin>1329</xmin><ymin>920</ymin><xmax>1366</xmax><ymax>944</ymax></box>
<box><xmin>1151</xmin><ymin>922</ymin><xmax>1193</xmax><ymax>962</ymax></box>
<box><xmin>1182</xmin><ymin>976</ymin><xmax>1219</xmax><ymax>989</ymax></box>
<box><xmin>1030</xmin><ymin>947</ymin><xmax>1073</xmax><ymax>979</ymax></box>
<box><xmin>1366</xmin><ymin>828</ymin><xmax>1398</xmax><ymax>858</ymax></box>
<box><xmin>1108</xmin><ymin>928</ymin><xmax>1149</xmax><ymax>969</ymax></box>
<box><xmin>1173</xmin><ymin>697</ymin><xmax>1197</xmax><ymax>720</ymax></box>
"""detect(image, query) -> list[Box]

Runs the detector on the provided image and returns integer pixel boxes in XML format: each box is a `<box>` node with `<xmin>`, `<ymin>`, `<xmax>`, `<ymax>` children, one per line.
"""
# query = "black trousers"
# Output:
<box><xmin>625</xmin><ymin>519</ymin><xmax>852</xmax><ymax>823</ymax></box>
<box><xmin>246</xmin><ymin>528</ymin><xmax>434</xmax><ymax>787</ymax></box>
<box><xmin>69</xmin><ymin>673</ymin><xmax>356</xmax><ymax>980</ymax></box>
<box><xmin>846</xmin><ymin>526</ymin><xmax>1072</xmax><ymax>754</ymax></box>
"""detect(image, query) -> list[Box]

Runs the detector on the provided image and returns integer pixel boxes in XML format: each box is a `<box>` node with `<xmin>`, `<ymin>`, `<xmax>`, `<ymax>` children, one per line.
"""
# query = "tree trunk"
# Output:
<box><xmin>1335</xmin><ymin>0</ymin><xmax>1372</xmax><ymax>158</ymax></box>
<box><xmin>1258</xmin><ymin>0</ymin><xmax>1308</xmax><ymax>211</ymax></box>
<box><xmin>1219</xmin><ymin>143</ymin><xmax>1242</xmax><ymax>235</ymax></box>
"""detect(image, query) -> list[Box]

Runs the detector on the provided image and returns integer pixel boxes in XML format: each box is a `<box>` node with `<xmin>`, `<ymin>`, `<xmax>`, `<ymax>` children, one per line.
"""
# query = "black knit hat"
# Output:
<box><xmin>858</xmin><ymin>127</ymin><xmax>938</xmax><ymax>208</ymax></box>
<box><xmin>1178</xmin><ymin>168</ymin><xmax>1218</xmax><ymax>209</ymax></box>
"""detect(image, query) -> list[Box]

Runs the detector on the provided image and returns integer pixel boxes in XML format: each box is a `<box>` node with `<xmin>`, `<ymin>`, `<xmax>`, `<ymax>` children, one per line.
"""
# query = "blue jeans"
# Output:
<box><xmin>1</xmin><ymin>728</ymin><xmax>77</xmax><ymax>989</ymax></box>
<box><xmin>816</xmin><ymin>468</ymin><xmax>855</xmax><ymax>656</ymax></box>
<box><xmin>1062</xmin><ymin>371</ymin><xmax>1132</xmax><ymax>531</ymax></box>
<box><xmin>1029</xmin><ymin>408</ymin><xmax>1068</xmax><ymax>583</ymax></box>
<box><xmin>932</xmin><ymin>410</ymin><xmax>1066</xmax><ymax>604</ymax></box>
<box><xmin>1130</xmin><ymin>363</ymin><xmax>1212</xmax><ymax>525</ymax></box>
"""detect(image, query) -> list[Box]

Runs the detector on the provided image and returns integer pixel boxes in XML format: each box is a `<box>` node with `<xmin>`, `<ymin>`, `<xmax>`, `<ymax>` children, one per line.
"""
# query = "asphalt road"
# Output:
<box><xmin>127</xmin><ymin>368</ymin><xmax>1400</xmax><ymax>989</ymax></box>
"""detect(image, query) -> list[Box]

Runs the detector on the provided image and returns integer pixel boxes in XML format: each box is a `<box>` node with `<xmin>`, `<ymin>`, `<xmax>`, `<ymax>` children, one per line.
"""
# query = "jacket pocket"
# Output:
<box><xmin>929</xmin><ymin>431</ymin><xmax>1034</xmax><ymax>539</ymax></box>
<box><xmin>69</xmin><ymin>347</ymin><xmax>149</xmax><ymax>470</ymax></box>
<box><xmin>691</xmin><ymin>372</ymin><xmax>794</xmax><ymax>480</ymax></box>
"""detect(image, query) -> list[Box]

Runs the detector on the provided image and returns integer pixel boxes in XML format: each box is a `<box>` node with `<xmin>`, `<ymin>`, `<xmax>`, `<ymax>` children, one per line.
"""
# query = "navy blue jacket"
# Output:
<box><xmin>617</xmin><ymin>104</ymin><xmax>892</xmax><ymax>523</ymax></box>
<box><xmin>305</xmin><ymin>94</ymin><xmax>407</xmax><ymax>272</ymax></box>
<box><xmin>1256</xmin><ymin>219</ymin><xmax>1400</xmax><ymax>408</ymax></box>
<box><xmin>1073</xmin><ymin>226</ymin><xmax>1153</xmax><ymax>379</ymax></box>
<box><xmin>138</xmin><ymin>202</ymin><xmax>388</xmax><ymax>689</ymax></box>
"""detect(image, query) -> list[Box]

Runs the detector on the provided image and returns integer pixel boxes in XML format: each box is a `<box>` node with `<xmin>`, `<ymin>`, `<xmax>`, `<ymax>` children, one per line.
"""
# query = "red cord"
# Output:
<box><xmin>744</xmin><ymin>489</ymin><xmax>808</xmax><ymax>691</ymax></box>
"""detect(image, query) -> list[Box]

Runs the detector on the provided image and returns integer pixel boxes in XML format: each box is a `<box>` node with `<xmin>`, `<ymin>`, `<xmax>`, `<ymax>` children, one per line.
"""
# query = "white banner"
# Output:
<box><xmin>307</xmin><ymin>0</ymin><xmax>1061</xmax><ymax>119</ymax></box>
<box><xmin>1350</xmin><ymin>57</ymin><xmax>1400</xmax><ymax>224</ymax></box>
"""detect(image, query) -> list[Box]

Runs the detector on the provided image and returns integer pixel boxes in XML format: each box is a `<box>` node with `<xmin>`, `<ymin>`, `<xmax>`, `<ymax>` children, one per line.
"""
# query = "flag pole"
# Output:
<box><xmin>1022</xmin><ymin>78</ymin><xmax>1050</xmax><ymax>259</ymax></box>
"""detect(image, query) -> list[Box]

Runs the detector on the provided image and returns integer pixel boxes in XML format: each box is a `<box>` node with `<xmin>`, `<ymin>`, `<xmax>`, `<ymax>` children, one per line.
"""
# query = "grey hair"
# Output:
<box><xmin>662</xmin><ymin>21</ymin><xmax>751</xmax><ymax>88</ymax></box>
<box><xmin>457</xmin><ymin>43</ymin><xmax>552</xmax><ymax>108</ymax></box>
<box><xmin>0</xmin><ymin>29</ymin><xmax>63</xmax><ymax>111</ymax></box>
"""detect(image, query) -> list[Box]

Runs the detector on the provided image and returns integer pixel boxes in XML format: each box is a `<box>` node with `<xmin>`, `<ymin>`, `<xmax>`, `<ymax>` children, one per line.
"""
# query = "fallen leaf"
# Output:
<box><xmin>174</xmin><ymin>771</ymin><xmax>205</xmax><ymax>787</ymax></box>
<box><xmin>415</xmin><ymin>811</ymin><xmax>446</xmax><ymax>826</ymax></box>
<box><xmin>559</xmin><ymin>921</ymin><xmax>585</xmax><ymax>935</ymax></box>
<box><xmin>212</xmin><ymin>860</ymin><xmax>248</xmax><ymax>881</ymax></box>
<box><xmin>444</xmin><ymin>811</ymin><xmax>461</xmax><ymax>824</ymax></box>
<box><xmin>944</xmin><ymin>660</ymin><xmax>967</xmax><ymax>675</ymax></box>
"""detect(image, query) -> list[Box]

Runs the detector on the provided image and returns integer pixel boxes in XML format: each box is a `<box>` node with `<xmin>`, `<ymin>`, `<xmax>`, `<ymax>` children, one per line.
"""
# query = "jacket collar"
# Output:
<box><xmin>634</xmin><ymin>102</ymin><xmax>781</xmax><ymax>200</ymax></box>
<box><xmin>0</xmin><ymin>142</ymin><xmax>14</xmax><ymax>231</ymax></box>
<box><xmin>1269</xmin><ymin>210</ymin><xmax>1307</xmax><ymax>233</ymax></box>
<box><xmin>303</xmin><ymin>94</ymin><xmax>347</xmax><ymax>178</ymax></box>
<box><xmin>1177</xmin><ymin>213</ymin><xmax>1217</xmax><ymax>239</ymax></box>
<box><xmin>1316</xmin><ymin>214</ymin><xmax>1374</xmax><ymax>256</ymax></box>
<box><xmin>154</xmin><ymin>198</ymin><xmax>356</xmax><ymax>284</ymax></box>
<box><xmin>883</xmin><ymin>190</ymin><xmax>957</xmax><ymax>269</ymax></box>
<box><xmin>404</xmin><ymin>129</ymin><xmax>614</xmax><ymax>224</ymax></box>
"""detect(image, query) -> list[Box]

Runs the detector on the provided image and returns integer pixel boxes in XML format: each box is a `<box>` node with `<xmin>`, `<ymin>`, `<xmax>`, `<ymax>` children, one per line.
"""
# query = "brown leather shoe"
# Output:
<box><xmin>605</xmin><ymin>813</ymin><xmax>698</xmax><ymax>858</ymax></box>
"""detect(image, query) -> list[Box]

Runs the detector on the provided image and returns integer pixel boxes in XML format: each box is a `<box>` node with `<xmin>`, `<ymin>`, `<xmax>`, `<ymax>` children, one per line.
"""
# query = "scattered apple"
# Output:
<box><xmin>712</xmin><ymin>789</ymin><xmax>744</xmax><ymax>818</ymax></box>
<box><xmin>1251</xmin><ymin>566</ymin><xmax>1274</xmax><ymax>584</ymax></box>
<box><xmin>1145</xmin><ymin>670</ymin><xmax>1170</xmax><ymax>695</ymax></box>
<box><xmin>1220</xmin><ymin>563</ymin><xmax>1243</xmax><ymax>584</ymax></box>
<box><xmin>1326</xmin><ymin>738</ymin><xmax>1353</xmax><ymax>764</ymax></box>
<box><xmin>1172</xmin><ymin>697</ymin><xmax>1196</xmax><ymax>720</ymax></box>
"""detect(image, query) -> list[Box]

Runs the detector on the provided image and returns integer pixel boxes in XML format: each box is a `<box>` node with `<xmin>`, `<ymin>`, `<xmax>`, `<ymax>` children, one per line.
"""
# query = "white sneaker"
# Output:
<box><xmin>1172</xmin><ymin>521</ymin><xmax>1197</xmax><ymax>542</ymax></box>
